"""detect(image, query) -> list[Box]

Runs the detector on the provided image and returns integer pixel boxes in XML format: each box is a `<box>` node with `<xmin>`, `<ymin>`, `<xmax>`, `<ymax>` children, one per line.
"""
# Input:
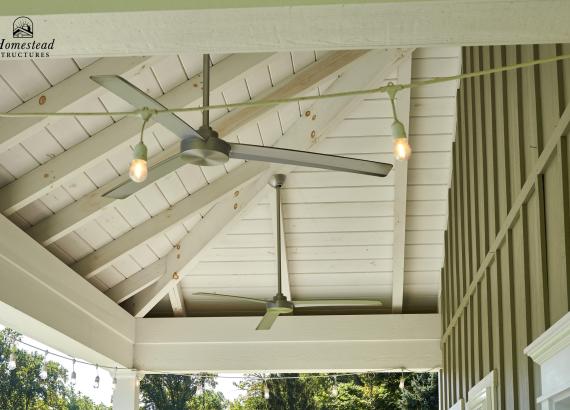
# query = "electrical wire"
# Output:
<box><xmin>0</xmin><ymin>52</ymin><xmax>567</xmax><ymax>119</ymax></box>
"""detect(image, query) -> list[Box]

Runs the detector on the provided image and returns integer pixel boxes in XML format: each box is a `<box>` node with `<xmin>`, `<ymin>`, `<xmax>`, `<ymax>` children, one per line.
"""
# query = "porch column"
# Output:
<box><xmin>113</xmin><ymin>370</ymin><xmax>140</xmax><ymax>410</ymax></box>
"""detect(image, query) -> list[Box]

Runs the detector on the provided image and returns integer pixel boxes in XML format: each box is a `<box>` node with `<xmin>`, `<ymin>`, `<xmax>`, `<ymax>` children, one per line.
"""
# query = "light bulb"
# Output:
<box><xmin>129</xmin><ymin>141</ymin><xmax>148</xmax><ymax>183</ymax></box>
<box><xmin>399</xmin><ymin>376</ymin><xmax>405</xmax><ymax>390</ymax></box>
<box><xmin>39</xmin><ymin>363</ymin><xmax>48</xmax><ymax>380</ymax></box>
<box><xmin>393</xmin><ymin>138</ymin><xmax>412</xmax><ymax>161</ymax></box>
<box><xmin>7</xmin><ymin>352</ymin><xmax>16</xmax><ymax>371</ymax></box>
<box><xmin>331</xmin><ymin>384</ymin><xmax>338</xmax><ymax>397</ymax></box>
<box><xmin>129</xmin><ymin>159</ymin><xmax>148</xmax><ymax>183</ymax></box>
<box><xmin>264</xmin><ymin>385</ymin><xmax>270</xmax><ymax>400</ymax></box>
<box><xmin>71</xmin><ymin>370</ymin><xmax>77</xmax><ymax>385</ymax></box>
<box><xmin>93</xmin><ymin>375</ymin><xmax>100</xmax><ymax>389</ymax></box>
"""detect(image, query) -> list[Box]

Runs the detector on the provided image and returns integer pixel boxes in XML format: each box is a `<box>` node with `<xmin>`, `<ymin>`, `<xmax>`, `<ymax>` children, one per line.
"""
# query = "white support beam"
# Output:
<box><xmin>0</xmin><ymin>56</ymin><xmax>158</xmax><ymax>153</ymax></box>
<box><xmin>168</xmin><ymin>284</ymin><xmax>187</xmax><ymax>317</ymax></box>
<box><xmin>0</xmin><ymin>213</ymin><xmax>134</xmax><ymax>368</ymax></box>
<box><xmin>134</xmin><ymin>314</ymin><xmax>441</xmax><ymax>372</ymax></box>
<box><xmin>0</xmin><ymin>52</ymin><xmax>274</xmax><ymax>215</ymax></box>
<box><xmin>129</xmin><ymin>49</ymin><xmax>410</xmax><ymax>317</ymax></box>
<box><xmin>270</xmin><ymin>189</ymin><xmax>291</xmax><ymax>299</ymax></box>
<box><xmin>0</xmin><ymin>1</ymin><xmax>567</xmax><ymax>57</ymax></box>
<box><xmin>105</xmin><ymin>259</ymin><xmax>165</xmax><ymax>304</ymax></box>
<box><xmin>391</xmin><ymin>54</ymin><xmax>412</xmax><ymax>313</ymax></box>
<box><xmin>112</xmin><ymin>370</ymin><xmax>140</xmax><ymax>410</ymax></box>
<box><xmin>26</xmin><ymin>50</ymin><xmax>365</xmax><ymax>247</ymax></box>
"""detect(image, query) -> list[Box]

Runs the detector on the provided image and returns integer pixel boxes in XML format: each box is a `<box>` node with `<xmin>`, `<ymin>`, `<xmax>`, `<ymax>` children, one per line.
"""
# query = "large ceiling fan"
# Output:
<box><xmin>91</xmin><ymin>54</ymin><xmax>393</xmax><ymax>199</ymax></box>
<box><xmin>194</xmin><ymin>174</ymin><xmax>383</xmax><ymax>330</ymax></box>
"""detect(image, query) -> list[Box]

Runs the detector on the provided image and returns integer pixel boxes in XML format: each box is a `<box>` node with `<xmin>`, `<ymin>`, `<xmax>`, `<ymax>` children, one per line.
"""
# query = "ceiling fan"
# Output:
<box><xmin>91</xmin><ymin>54</ymin><xmax>393</xmax><ymax>199</ymax></box>
<box><xmin>194</xmin><ymin>174</ymin><xmax>383</xmax><ymax>330</ymax></box>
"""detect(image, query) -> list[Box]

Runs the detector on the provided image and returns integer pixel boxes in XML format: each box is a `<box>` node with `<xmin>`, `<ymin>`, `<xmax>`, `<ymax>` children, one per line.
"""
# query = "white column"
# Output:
<box><xmin>112</xmin><ymin>370</ymin><xmax>140</xmax><ymax>410</ymax></box>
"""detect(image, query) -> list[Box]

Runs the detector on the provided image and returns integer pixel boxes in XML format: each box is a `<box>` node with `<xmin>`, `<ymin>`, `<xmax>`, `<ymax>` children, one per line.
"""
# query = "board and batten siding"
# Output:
<box><xmin>440</xmin><ymin>44</ymin><xmax>570</xmax><ymax>409</ymax></box>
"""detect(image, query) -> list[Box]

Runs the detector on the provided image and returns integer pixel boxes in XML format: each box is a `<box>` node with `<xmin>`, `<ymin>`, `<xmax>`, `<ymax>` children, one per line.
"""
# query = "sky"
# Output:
<box><xmin>1</xmin><ymin>324</ymin><xmax>245</xmax><ymax>406</ymax></box>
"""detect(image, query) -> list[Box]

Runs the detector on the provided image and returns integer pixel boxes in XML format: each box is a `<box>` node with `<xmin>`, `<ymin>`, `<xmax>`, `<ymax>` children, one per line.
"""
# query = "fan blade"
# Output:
<box><xmin>91</xmin><ymin>75</ymin><xmax>204</xmax><ymax>141</ymax></box>
<box><xmin>104</xmin><ymin>153</ymin><xmax>188</xmax><ymax>199</ymax></box>
<box><xmin>228</xmin><ymin>143</ymin><xmax>392</xmax><ymax>177</ymax></box>
<box><xmin>193</xmin><ymin>292</ymin><xmax>268</xmax><ymax>304</ymax></box>
<box><xmin>293</xmin><ymin>299</ymin><xmax>383</xmax><ymax>308</ymax></box>
<box><xmin>256</xmin><ymin>310</ymin><xmax>280</xmax><ymax>330</ymax></box>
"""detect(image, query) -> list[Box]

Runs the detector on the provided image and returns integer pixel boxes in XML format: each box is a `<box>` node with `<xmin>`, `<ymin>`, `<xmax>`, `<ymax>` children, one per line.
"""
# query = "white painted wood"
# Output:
<box><xmin>112</xmin><ymin>370</ymin><xmax>140</xmax><ymax>410</ymax></box>
<box><xmin>105</xmin><ymin>259</ymin><xmax>165</xmax><ymax>303</ymax></box>
<box><xmin>0</xmin><ymin>213</ymin><xmax>134</xmax><ymax>368</ymax></box>
<box><xmin>134</xmin><ymin>313</ymin><xmax>440</xmax><ymax>372</ymax></box>
<box><xmin>391</xmin><ymin>53</ymin><xmax>412</xmax><ymax>313</ymax></box>
<box><xmin>25</xmin><ymin>51</ymin><xmax>362</xmax><ymax>247</ymax></box>
<box><xmin>168</xmin><ymin>283</ymin><xmax>187</xmax><ymax>317</ymax></box>
<box><xmin>129</xmin><ymin>49</ymin><xmax>410</xmax><ymax>316</ymax></box>
<box><xmin>3</xmin><ymin>1</ymin><xmax>568</xmax><ymax>57</ymax></box>
<box><xmin>0</xmin><ymin>53</ymin><xmax>274</xmax><ymax>215</ymax></box>
<box><xmin>0</xmin><ymin>57</ymin><xmax>157</xmax><ymax>155</ymax></box>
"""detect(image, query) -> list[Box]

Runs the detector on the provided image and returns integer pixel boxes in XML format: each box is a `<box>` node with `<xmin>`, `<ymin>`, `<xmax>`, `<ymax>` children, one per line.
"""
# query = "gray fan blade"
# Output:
<box><xmin>91</xmin><ymin>75</ymin><xmax>204</xmax><ymax>141</ymax></box>
<box><xmin>103</xmin><ymin>153</ymin><xmax>188</xmax><ymax>199</ymax></box>
<box><xmin>293</xmin><ymin>299</ymin><xmax>383</xmax><ymax>308</ymax></box>
<box><xmin>193</xmin><ymin>292</ymin><xmax>268</xmax><ymax>304</ymax></box>
<box><xmin>229</xmin><ymin>143</ymin><xmax>392</xmax><ymax>177</ymax></box>
<box><xmin>256</xmin><ymin>310</ymin><xmax>280</xmax><ymax>330</ymax></box>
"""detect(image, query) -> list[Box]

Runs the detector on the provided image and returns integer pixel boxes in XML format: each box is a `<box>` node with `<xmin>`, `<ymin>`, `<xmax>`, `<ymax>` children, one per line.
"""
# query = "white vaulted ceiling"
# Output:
<box><xmin>0</xmin><ymin>48</ymin><xmax>460</xmax><ymax>318</ymax></box>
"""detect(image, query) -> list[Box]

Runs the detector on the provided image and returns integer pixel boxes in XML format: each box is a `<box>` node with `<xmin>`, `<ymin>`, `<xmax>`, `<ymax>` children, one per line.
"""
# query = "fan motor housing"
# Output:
<box><xmin>180</xmin><ymin>132</ymin><xmax>230</xmax><ymax>166</ymax></box>
<box><xmin>267</xmin><ymin>294</ymin><xmax>294</xmax><ymax>314</ymax></box>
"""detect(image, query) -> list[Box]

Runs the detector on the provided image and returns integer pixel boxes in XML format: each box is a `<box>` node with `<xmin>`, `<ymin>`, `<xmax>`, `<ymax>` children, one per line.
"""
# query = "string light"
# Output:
<box><xmin>387</xmin><ymin>83</ymin><xmax>412</xmax><ymax>161</ymax></box>
<box><xmin>331</xmin><ymin>375</ymin><xmax>338</xmax><ymax>397</ymax></box>
<box><xmin>70</xmin><ymin>359</ymin><xmax>77</xmax><ymax>385</ymax></box>
<box><xmin>399</xmin><ymin>370</ymin><xmax>406</xmax><ymax>390</ymax></box>
<box><xmin>129</xmin><ymin>115</ymin><xmax>151</xmax><ymax>183</ymax></box>
<box><xmin>93</xmin><ymin>365</ymin><xmax>100</xmax><ymax>389</ymax></box>
<box><xmin>112</xmin><ymin>366</ymin><xmax>118</xmax><ymax>389</ymax></box>
<box><xmin>7</xmin><ymin>351</ymin><xmax>16</xmax><ymax>371</ymax></box>
<box><xmin>264</xmin><ymin>381</ymin><xmax>270</xmax><ymax>400</ymax></box>
<box><xmin>39</xmin><ymin>350</ymin><xmax>49</xmax><ymax>380</ymax></box>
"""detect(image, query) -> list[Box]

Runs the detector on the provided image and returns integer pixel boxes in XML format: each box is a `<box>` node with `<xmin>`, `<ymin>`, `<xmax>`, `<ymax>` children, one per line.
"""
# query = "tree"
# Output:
<box><xmin>231</xmin><ymin>372</ymin><xmax>438</xmax><ymax>410</ymax></box>
<box><xmin>0</xmin><ymin>328</ymin><xmax>110</xmax><ymax>410</ymax></box>
<box><xmin>140</xmin><ymin>373</ymin><xmax>226</xmax><ymax>410</ymax></box>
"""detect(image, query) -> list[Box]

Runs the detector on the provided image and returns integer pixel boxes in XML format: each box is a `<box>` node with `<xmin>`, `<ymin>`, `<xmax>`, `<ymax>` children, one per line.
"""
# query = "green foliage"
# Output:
<box><xmin>140</xmin><ymin>374</ymin><xmax>227</xmax><ymax>410</ymax></box>
<box><xmin>230</xmin><ymin>372</ymin><xmax>437</xmax><ymax>410</ymax></box>
<box><xmin>0</xmin><ymin>328</ymin><xmax>110</xmax><ymax>410</ymax></box>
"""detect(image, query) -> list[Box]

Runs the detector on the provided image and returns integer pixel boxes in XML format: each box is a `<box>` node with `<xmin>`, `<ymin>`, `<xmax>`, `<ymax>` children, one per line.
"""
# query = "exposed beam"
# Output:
<box><xmin>0</xmin><ymin>1</ymin><xmax>567</xmax><ymax>57</ymax></box>
<box><xmin>391</xmin><ymin>54</ymin><xmax>412</xmax><ymax>313</ymax></box>
<box><xmin>0</xmin><ymin>56</ymin><xmax>158</xmax><ymax>153</ymax></box>
<box><xmin>26</xmin><ymin>50</ymin><xmax>365</xmax><ymax>246</ymax></box>
<box><xmin>168</xmin><ymin>284</ymin><xmax>187</xmax><ymax>317</ymax></box>
<box><xmin>0</xmin><ymin>52</ymin><xmax>274</xmax><ymax>215</ymax></box>
<box><xmin>0</xmin><ymin>213</ymin><xmax>134</xmax><ymax>368</ymax></box>
<box><xmin>65</xmin><ymin>51</ymin><xmax>366</xmax><ymax>279</ymax></box>
<box><xmin>129</xmin><ymin>49</ymin><xmax>411</xmax><ymax>317</ymax></box>
<box><xmin>74</xmin><ymin>161</ymin><xmax>267</xmax><ymax>279</ymax></box>
<box><xmin>105</xmin><ymin>258</ymin><xmax>165</xmax><ymax>304</ymax></box>
<box><xmin>134</xmin><ymin>314</ymin><xmax>441</xmax><ymax>372</ymax></box>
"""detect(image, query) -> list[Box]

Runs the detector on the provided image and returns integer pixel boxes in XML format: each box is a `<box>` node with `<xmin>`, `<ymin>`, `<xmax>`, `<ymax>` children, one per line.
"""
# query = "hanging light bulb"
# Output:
<box><xmin>70</xmin><ymin>359</ymin><xmax>77</xmax><ymax>385</ymax></box>
<box><xmin>7</xmin><ymin>352</ymin><xmax>16</xmax><ymax>371</ymax></box>
<box><xmin>129</xmin><ymin>141</ymin><xmax>148</xmax><ymax>183</ymax></box>
<box><xmin>392</xmin><ymin>120</ymin><xmax>412</xmax><ymax>161</ymax></box>
<box><xmin>112</xmin><ymin>367</ymin><xmax>118</xmax><ymax>389</ymax></box>
<box><xmin>399</xmin><ymin>371</ymin><xmax>406</xmax><ymax>390</ymax></box>
<box><xmin>93</xmin><ymin>365</ymin><xmax>100</xmax><ymax>389</ymax></box>
<box><xmin>331</xmin><ymin>376</ymin><xmax>338</xmax><ymax>397</ymax></box>
<box><xmin>196</xmin><ymin>380</ymin><xmax>203</xmax><ymax>395</ymax></box>
<box><xmin>39</xmin><ymin>350</ymin><xmax>48</xmax><ymax>380</ymax></box>
<box><xmin>264</xmin><ymin>383</ymin><xmax>270</xmax><ymax>400</ymax></box>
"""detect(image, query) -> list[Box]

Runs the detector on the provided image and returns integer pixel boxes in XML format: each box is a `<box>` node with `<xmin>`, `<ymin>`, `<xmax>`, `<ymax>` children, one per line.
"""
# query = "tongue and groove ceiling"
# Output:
<box><xmin>0</xmin><ymin>48</ymin><xmax>460</xmax><ymax>318</ymax></box>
